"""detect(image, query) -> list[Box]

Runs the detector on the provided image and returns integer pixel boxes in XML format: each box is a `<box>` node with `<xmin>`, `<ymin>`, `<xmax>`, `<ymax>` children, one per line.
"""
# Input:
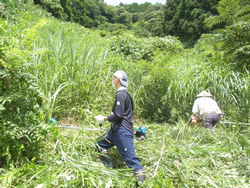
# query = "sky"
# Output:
<box><xmin>104</xmin><ymin>0</ymin><xmax>166</xmax><ymax>6</ymax></box>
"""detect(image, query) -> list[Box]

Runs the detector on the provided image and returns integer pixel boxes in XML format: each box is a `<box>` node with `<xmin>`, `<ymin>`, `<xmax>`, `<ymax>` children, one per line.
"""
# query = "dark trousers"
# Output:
<box><xmin>97</xmin><ymin>127</ymin><xmax>143</xmax><ymax>170</ymax></box>
<box><xmin>202</xmin><ymin>113</ymin><xmax>220</xmax><ymax>133</ymax></box>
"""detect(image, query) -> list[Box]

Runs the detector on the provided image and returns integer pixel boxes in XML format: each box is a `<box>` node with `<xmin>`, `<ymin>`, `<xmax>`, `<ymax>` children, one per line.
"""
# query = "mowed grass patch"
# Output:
<box><xmin>1</xmin><ymin>121</ymin><xmax>249</xmax><ymax>187</ymax></box>
<box><xmin>134</xmin><ymin>121</ymin><xmax>250</xmax><ymax>187</ymax></box>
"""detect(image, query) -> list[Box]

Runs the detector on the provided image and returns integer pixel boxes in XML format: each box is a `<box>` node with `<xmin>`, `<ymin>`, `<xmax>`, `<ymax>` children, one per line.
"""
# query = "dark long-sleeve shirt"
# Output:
<box><xmin>108</xmin><ymin>87</ymin><xmax>134</xmax><ymax>133</ymax></box>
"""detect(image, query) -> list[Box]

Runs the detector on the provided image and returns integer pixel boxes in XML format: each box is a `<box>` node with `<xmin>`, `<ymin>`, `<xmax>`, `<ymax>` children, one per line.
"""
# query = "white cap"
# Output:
<box><xmin>113</xmin><ymin>70</ymin><xmax>128</xmax><ymax>87</ymax></box>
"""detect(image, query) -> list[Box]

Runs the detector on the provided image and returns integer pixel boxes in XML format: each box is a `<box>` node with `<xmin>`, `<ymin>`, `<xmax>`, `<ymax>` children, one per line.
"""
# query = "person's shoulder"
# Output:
<box><xmin>117</xmin><ymin>89</ymin><xmax>129</xmax><ymax>94</ymax></box>
<box><xmin>194</xmin><ymin>98</ymin><xmax>201</xmax><ymax>102</ymax></box>
<box><xmin>117</xmin><ymin>90</ymin><xmax>131</xmax><ymax>98</ymax></box>
<box><xmin>117</xmin><ymin>90</ymin><xmax>127</xmax><ymax>96</ymax></box>
<box><xmin>207</xmin><ymin>97</ymin><xmax>216</xmax><ymax>102</ymax></box>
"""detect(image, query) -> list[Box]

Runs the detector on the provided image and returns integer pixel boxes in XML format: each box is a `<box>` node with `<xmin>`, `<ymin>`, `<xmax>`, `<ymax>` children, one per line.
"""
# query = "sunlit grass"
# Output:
<box><xmin>1</xmin><ymin>121</ymin><xmax>249</xmax><ymax>187</ymax></box>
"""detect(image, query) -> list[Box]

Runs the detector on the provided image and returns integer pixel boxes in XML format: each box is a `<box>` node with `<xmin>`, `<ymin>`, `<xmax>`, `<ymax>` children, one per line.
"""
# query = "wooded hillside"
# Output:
<box><xmin>32</xmin><ymin>0</ymin><xmax>221</xmax><ymax>46</ymax></box>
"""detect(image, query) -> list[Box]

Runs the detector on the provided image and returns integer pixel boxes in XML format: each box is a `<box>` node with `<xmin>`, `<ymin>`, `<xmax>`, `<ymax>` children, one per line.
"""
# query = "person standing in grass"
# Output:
<box><xmin>192</xmin><ymin>91</ymin><xmax>222</xmax><ymax>134</ymax></box>
<box><xmin>94</xmin><ymin>70</ymin><xmax>146</xmax><ymax>187</ymax></box>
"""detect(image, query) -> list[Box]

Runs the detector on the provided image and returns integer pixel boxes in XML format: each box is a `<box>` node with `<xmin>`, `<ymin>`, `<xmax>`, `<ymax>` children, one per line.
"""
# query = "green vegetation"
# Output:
<box><xmin>0</xmin><ymin>0</ymin><xmax>249</xmax><ymax>187</ymax></box>
<box><xmin>204</xmin><ymin>0</ymin><xmax>250</xmax><ymax>71</ymax></box>
<box><xmin>32</xmin><ymin>0</ymin><xmax>166</xmax><ymax>37</ymax></box>
<box><xmin>164</xmin><ymin>0</ymin><xmax>219</xmax><ymax>47</ymax></box>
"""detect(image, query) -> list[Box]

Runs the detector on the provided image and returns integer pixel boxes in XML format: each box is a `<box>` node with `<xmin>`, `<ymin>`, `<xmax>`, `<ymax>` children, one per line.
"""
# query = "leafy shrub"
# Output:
<box><xmin>99</xmin><ymin>30</ymin><xmax>107</xmax><ymax>37</ymax></box>
<box><xmin>110</xmin><ymin>34</ymin><xmax>183</xmax><ymax>61</ymax></box>
<box><xmin>99</xmin><ymin>22</ymin><xmax>128</xmax><ymax>32</ymax></box>
<box><xmin>0</xmin><ymin>46</ymin><xmax>49</xmax><ymax>167</ymax></box>
<box><xmin>0</xmin><ymin>1</ymin><xmax>50</xmax><ymax>167</ymax></box>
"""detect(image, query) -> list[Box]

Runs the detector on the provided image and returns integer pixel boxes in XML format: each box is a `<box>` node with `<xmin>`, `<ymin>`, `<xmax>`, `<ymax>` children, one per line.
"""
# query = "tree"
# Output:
<box><xmin>33</xmin><ymin>0</ymin><xmax>42</xmax><ymax>5</ymax></box>
<box><xmin>164</xmin><ymin>0</ymin><xmax>219</xmax><ymax>47</ymax></box>
<box><xmin>60</xmin><ymin>0</ymin><xmax>66</xmax><ymax>8</ymax></box>
<box><xmin>105</xmin><ymin>5</ymin><xmax>118</xmax><ymax>23</ymax></box>
<box><xmin>204</xmin><ymin>0</ymin><xmax>250</xmax><ymax>71</ymax></box>
<box><xmin>42</xmin><ymin>0</ymin><xmax>66</xmax><ymax>19</ymax></box>
<box><xmin>87</xmin><ymin>0</ymin><xmax>101</xmax><ymax>26</ymax></box>
<box><xmin>32</xmin><ymin>0</ymin><xmax>67</xmax><ymax>20</ymax></box>
<box><xmin>132</xmin><ymin>13</ymin><xmax>139</xmax><ymax>23</ymax></box>
<box><xmin>138</xmin><ymin>4</ymin><xmax>165</xmax><ymax>37</ymax></box>
<box><xmin>140</xmin><ymin>2</ymin><xmax>152</xmax><ymax>12</ymax></box>
<box><xmin>69</xmin><ymin>0</ymin><xmax>91</xmax><ymax>27</ymax></box>
<box><xmin>118</xmin><ymin>11</ymin><xmax>132</xmax><ymax>28</ymax></box>
<box><xmin>127</xmin><ymin>3</ymin><xmax>140</xmax><ymax>13</ymax></box>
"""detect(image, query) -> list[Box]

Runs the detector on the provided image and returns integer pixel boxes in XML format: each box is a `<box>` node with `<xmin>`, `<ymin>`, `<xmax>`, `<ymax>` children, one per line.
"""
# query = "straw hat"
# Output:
<box><xmin>196</xmin><ymin>91</ymin><xmax>213</xmax><ymax>97</ymax></box>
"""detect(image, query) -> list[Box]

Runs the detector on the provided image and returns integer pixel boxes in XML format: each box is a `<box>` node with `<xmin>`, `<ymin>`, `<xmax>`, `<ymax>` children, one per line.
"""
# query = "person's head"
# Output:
<box><xmin>196</xmin><ymin>91</ymin><xmax>212</xmax><ymax>98</ymax></box>
<box><xmin>112</xmin><ymin>70</ymin><xmax>128</xmax><ymax>90</ymax></box>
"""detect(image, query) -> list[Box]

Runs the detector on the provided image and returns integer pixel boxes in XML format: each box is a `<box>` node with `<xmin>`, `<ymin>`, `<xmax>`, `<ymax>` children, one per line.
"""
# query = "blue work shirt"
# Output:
<box><xmin>108</xmin><ymin>87</ymin><xmax>134</xmax><ymax>133</ymax></box>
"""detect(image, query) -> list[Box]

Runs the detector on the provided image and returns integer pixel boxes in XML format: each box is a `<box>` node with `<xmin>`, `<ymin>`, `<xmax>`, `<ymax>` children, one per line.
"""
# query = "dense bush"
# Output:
<box><xmin>0</xmin><ymin>0</ymin><xmax>50</xmax><ymax>167</ymax></box>
<box><xmin>110</xmin><ymin>34</ymin><xmax>183</xmax><ymax>61</ymax></box>
<box><xmin>99</xmin><ymin>22</ymin><xmax>128</xmax><ymax>32</ymax></box>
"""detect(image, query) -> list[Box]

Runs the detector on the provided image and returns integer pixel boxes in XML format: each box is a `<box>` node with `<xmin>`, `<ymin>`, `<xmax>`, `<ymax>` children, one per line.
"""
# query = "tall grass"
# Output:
<box><xmin>135</xmin><ymin>44</ymin><xmax>249</xmax><ymax>123</ymax></box>
<box><xmin>28</xmin><ymin>19</ymin><xmax>147</xmax><ymax>123</ymax></box>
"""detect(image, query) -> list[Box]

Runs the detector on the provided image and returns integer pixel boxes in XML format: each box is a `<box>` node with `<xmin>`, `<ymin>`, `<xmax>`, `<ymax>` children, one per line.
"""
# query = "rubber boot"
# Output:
<box><xmin>96</xmin><ymin>145</ymin><xmax>113</xmax><ymax>168</ymax></box>
<box><xmin>133</xmin><ymin>169</ymin><xmax>146</xmax><ymax>187</ymax></box>
<box><xmin>100</xmin><ymin>149</ymin><xmax>113</xmax><ymax>168</ymax></box>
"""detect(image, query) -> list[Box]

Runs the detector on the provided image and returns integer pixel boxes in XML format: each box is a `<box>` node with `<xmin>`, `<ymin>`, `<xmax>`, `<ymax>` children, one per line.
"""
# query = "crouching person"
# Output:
<box><xmin>95</xmin><ymin>70</ymin><xmax>146</xmax><ymax>187</ymax></box>
<box><xmin>192</xmin><ymin>91</ymin><xmax>222</xmax><ymax>134</ymax></box>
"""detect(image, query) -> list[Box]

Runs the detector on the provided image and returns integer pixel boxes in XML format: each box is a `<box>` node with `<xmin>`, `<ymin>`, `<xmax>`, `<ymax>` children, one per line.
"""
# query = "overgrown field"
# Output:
<box><xmin>1</xmin><ymin>121</ymin><xmax>250</xmax><ymax>187</ymax></box>
<box><xmin>0</xmin><ymin>0</ymin><xmax>249</xmax><ymax>187</ymax></box>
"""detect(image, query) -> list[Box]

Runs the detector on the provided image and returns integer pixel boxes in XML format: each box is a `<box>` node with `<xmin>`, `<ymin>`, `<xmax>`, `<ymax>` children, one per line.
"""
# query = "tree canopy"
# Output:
<box><xmin>164</xmin><ymin>0</ymin><xmax>219</xmax><ymax>47</ymax></box>
<box><xmin>32</xmin><ymin>0</ymin><xmax>167</xmax><ymax>37</ymax></box>
<box><xmin>204</xmin><ymin>0</ymin><xmax>250</xmax><ymax>71</ymax></box>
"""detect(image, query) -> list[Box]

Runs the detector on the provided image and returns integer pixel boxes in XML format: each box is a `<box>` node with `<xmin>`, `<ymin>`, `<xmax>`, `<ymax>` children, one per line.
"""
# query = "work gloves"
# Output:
<box><xmin>95</xmin><ymin>115</ymin><xmax>105</xmax><ymax>124</ymax></box>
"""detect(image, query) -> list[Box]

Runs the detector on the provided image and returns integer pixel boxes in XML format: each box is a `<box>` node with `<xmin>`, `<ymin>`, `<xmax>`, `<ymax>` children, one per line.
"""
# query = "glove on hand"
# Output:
<box><xmin>95</xmin><ymin>115</ymin><xmax>105</xmax><ymax>124</ymax></box>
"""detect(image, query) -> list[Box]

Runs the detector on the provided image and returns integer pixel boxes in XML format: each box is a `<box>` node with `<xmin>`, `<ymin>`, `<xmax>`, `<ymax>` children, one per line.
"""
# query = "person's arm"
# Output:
<box><xmin>94</xmin><ymin>115</ymin><xmax>120</xmax><ymax>124</ymax></box>
<box><xmin>107</xmin><ymin>114</ymin><xmax>122</xmax><ymax>122</ymax></box>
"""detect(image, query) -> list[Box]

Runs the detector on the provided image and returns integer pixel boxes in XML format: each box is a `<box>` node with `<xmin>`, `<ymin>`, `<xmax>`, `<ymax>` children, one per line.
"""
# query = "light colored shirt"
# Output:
<box><xmin>117</xmin><ymin>86</ymin><xmax>127</xmax><ymax>91</ymax></box>
<box><xmin>192</xmin><ymin>97</ymin><xmax>222</xmax><ymax>115</ymax></box>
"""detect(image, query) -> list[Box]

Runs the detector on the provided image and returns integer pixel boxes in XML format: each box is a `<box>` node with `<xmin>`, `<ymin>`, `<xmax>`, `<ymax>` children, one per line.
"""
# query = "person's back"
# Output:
<box><xmin>193</xmin><ymin>97</ymin><xmax>222</xmax><ymax>116</ymax></box>
<box><xmin>110</xmin><ymin>89</ymin><xmax>134</xmax><ymax>133</ymax></box>
<box><xmin>192</xmin><ymin>91</ymin><xmax>222</xmax><ymax>134</ymax></box>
